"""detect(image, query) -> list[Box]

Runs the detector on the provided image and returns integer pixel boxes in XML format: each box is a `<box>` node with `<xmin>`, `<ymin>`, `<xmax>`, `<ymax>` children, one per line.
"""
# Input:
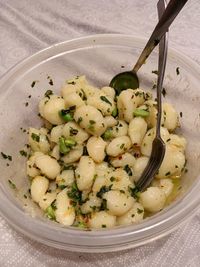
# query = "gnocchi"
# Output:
<box><xmin>25</xmin><ymin>76</ymin><xmax>187</xmax><ymax>230</ymax></box>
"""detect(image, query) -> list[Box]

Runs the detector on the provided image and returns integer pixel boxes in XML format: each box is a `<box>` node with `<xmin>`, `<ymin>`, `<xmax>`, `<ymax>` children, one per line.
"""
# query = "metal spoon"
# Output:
<box><xmin>109</xmin><ymin>0</ymin><xmax>188</xmax><ymax>95</ymax></box>
<box><xmin>135</xmin><ymin>0</ymin><xmax>168</xmax><ymax>192</ymax></box>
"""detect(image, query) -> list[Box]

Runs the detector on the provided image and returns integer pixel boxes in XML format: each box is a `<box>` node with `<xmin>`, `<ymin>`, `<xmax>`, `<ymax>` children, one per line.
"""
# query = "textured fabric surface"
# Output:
<box><xmin>0</xmin><ymin>0</ymin><xmax>200</xmax><ymax>266</ymax></box>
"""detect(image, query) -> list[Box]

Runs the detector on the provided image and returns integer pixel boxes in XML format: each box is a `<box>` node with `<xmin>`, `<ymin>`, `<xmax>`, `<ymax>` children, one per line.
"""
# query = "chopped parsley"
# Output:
<box><xmin>77</xmin><ymin>117</ymin><xmax>83</xmax><ymax>124</ymax></box>
<box><xmin>67</xmin><ymin>182</ymin><xmax>82</xmax><ymax>205</ymax></box>
<box><xmin>102</xmin><ymin>224</ymin><xmax>107</xmax><ymax>228</ymax></box>
<box><xmin>129</xmin><ymin>186</ymin><xmax>140</xmax><ymax>200</ymax></box>
<box><xmin>123</xmin><ymin>165</ymin><xmax>132</xmax><ymax>176</ymax></box>
<box><xmin>111</xmin><ymin>107</ymin><xmax>118</xmax><ymax>117</ymax></box>
<box><xmin>45</xmin><ymin>203</ymin><xmax>56</xmax><ymax>221</ymax></box>
<box><xmin>133</xmin><ymin>109</ymin><xmax>150</xmax><ymax>118</ymax></box>
<box><xmin>120</xmin><ymin>143</ymin><xmax>125</xmax><ymax>149</ymax></box>
<box><xmin>100</xmin><ymin>199</ymin><xmax>108</xmax><ymax>211</ymax></box>
<box><xmin>1</xmin><ymin>152</ymin><xmax>12</xmax><ymax>161</ymax></box>
<box><xmin>162</xmin><ymin>88</ymin><xmax>167</xmax><ymax>97</ymax></box>
<box><xmin>8</xmin><ymin>179</ymin><xmax>16</xmax><ymax>189</ymax></box>
<box><xmin>96</xmin><ymin>185</ymin><xmax>112</xmax><ymax>198</ymax></box>
<box><xmin>180</xmin><ymin>112</ymin><xmax>183</xmax><ymax>118</ymax></box>
<box><xmin>176</xmin><ymin>67</ymin><xmax>180</xmax><ymax>75</ymax></box>
<box><xmin>44</xmin><ymin>90</ymin><xmax>53</xmax><ymax>98</ymax></box>
<box><xmin>137</xmin><ymin>208</ymin><xmax>144</xmax><ymax>214</ymax></box>
<box><xmin>59</xmin><ymin>109</ymin><xmax>73</xmax><ymax>122</ymax></box>
<box><xmin>110</xmin><ymin>176</ymin><xmax>116</xmax><ymax>182</ymax></box>
<box><xmin>165</xmin><ymin>171</ymin><xmax>171</xmax><ymax>176</ymax></box>
<box><xmin>31</xmin><ymin>133</ymin><xmax>40</xmax><ymax>142</ymax></box>
<box><xmin>69</xmin><ymin>127</ymin><xmax>78</xmax><ymax>136</ymax></box>
<box><xmin>102</xmin><ymin>129</ymin><xmax>113</xmax><ymax>140</ymax></box>
<box><xmin>100</xmin><ymin>96</ymin><xmax>112</xmax><ymax>106</ymax></box>
<box><xmin>19</xmin><ymin>150</ymin><xmax>27</xmax><ymax>157</ymax></box>
<box><xmin>152</xmin><ymin>70</ymin><xmax>158</xmax><ymax>75</ymax></box>
<box><xmin>31</xmin><ymin>81</ymin><xmax>37</xmax><ymax>88</ymax></box>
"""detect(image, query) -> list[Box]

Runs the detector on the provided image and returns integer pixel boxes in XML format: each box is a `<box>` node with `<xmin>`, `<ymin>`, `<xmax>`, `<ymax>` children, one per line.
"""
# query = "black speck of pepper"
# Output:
<box><xmin>162</xmin><ymin>88</ymin><xmax>166</xmax><ymax>97</ymax></box>
<box><xmin>180</xmin><ymin>112</ymin><xmax>183</xmax><ymax>118</ymax></box>
<box><xmin>25</xmin><ymin>102</ymin><xmax>29</xmax><ymax>107</ymax></box>
<box><xmin>121</xmin><ymin>65</ymin><xmax>125</xmax><ymax>68</ymax></box>
<box><xmin>28</xmin><ymin>95</ymin><xmax>32</xmax><ymax>98</ymax></box>
<box><xmin>31</xmin><ymin>81</ymin><xmax>36</xmax><ymax>88</ymax></box>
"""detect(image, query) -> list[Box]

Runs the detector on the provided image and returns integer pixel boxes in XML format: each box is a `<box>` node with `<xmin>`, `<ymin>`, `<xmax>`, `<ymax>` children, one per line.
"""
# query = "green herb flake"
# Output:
<box><xmin>137</xmin><ymin>208</ymin><xmax>144</xmax><ymax>214</ymax></box>
<box><xmin>25</xmin><ymin>102</ymin><xmax>29</xmax><ymax>107</ymax></box>
<box><xmin>59</xmin><ymin>109</ymin><xmax>73</xmax><ymax>122</ymax></box>
<box><xmin>129</xmin><ymin>186</ymin><xmax>140</xmax><ymax>200</ymax></box>
<box><xmin>69</xmin><ymin>127</ymin><xmax>78</xmax><ymax>136</ymax></box>
<box><xmin>133</xmin><ymin>109</ymin><xmax>150</xmax><ymax>118</ymax></box>
<box><xmin>152</xmin><ymin>70</ymin><xmax>158</xmax><ymax>75</ymax></box>
<box><xmin>59</xmin><ymin>137</ymin><xmax>71</xmax><ymax>155</ymax></box>
<box><xmin>162</xmin><ymin>88</ymin><xmax>167</xmax><ymax>97</ymax></box>
<box><xmin>100</xmin><ymin>199</ymin><xmax>108</xmax><ymax>211</ymax></box>
<box><xmin>31</xmin><ymin>81</ymin><xmax>37</xmax><ymax>88</ymax></box>
<box><xmin>111</xmin><ymin>107</ymin><xmax>118</xmax><ymax>117</ymax></box>
<box><xmin>120</xmin><ymin>143</ymin><xmax>125</xmax><ymax>149</ymax></box>
<box><xmin>31</xmin><ymin>133</ymin><xmax>40</xmax><ymax>142</ymax></box>
<box><xmin>102</xmin><ymin>224</ymin><xmax>107</xmax><ymax>228</ymax></box>
<box><xmin>1</xmin><ymin>152</ymin><xmax>12</xmax><ymax>161</ymax></box>
<box><xmin>24</xmin><ymin>194</ymin><xmax>28</xmax><ymax>199</ymax></box>
<box><xmin>77</xmin><ymin>117</ymin><xmax>83</xmax><ymax>124</ymax></box>
<box><xmin>89</xmin><ymin>120</ymin><xmax>96</xmax><ymax>125</ymax></box>
<box><xmin>97</xmin><ymin>185</ymin><xmax>112</xmax><ymax>198</ymax></box>
<box><xmin>44</xmin><ymin>90</ymin><xmax>53</xmax><ymax>98</ymax></box>
<box><xmin>19</xmin><ymin>150</ymin><xmax>27</xmax><ymax>157</ymax></box>
<box><xmin>110</xmin><ymin>176</ymin><xmax>116</xmax><ymax>182</ymax></box>
<box><xmin>102</xmin><ymin>129</ymin><xmax>113</xmax><ymax>140</ymax></box>
<box><xmin>120</xmin><ymin>190</ymin><xmax>125</xmax><ymax>194</ymax></box>
<box><xmin>180</xmin><ymin>112</ymin><xmax>183</xmax><ymax>118</ymax></box>
<box><xmin>67</xmin><ymin>182</ymin><xmax>82</xmax><ymax>205</ymax></box>
<box><xmin>124</xmin><ymin>165</ymin><xmax>132</xmax><ymax>176</ymax></box>
<box><xmin>8</xmin><ymin>179</ymin><xmax>16</xmax><ymax>189</ymax></box>
<box><xmin>176</xmin><ymin>67</ymin><xmax>180</xmax><ymax>75</ymax></box>
<box><xmin>100</xmin><ymin>96</ymin><xmax>112</xmax><ymax>106</ymax></box>
<box><xmin>45</xmin><ymin>205</ymin><xmax>56</xmax><ymax>221</ymax></box>
<box><xmin>165</xmin><ymin>171</ymin><xmax>171</xmax><ymax>176</ymax></box>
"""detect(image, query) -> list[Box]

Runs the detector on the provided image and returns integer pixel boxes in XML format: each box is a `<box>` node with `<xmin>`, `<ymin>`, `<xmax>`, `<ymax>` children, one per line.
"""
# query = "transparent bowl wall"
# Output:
<box><xmin>0</xmin><ymin>34</ymin><xmax>200</xmax><ymax>252</ymax></box>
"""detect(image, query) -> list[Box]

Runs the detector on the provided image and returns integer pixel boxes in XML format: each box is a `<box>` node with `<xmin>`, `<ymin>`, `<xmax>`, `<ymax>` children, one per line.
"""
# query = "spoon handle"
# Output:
<box><xmin>133</xmin><ymin>0</ymin><xmax>188</xmax><ymax>73</ymax></box>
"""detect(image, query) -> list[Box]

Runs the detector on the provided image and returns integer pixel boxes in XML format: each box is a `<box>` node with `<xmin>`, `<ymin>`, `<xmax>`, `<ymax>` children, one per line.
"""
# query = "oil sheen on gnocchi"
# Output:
<box><xmin>26</xmin><ymin>75</ymin><xmax>187</xmax><ymax>230</ymax></box>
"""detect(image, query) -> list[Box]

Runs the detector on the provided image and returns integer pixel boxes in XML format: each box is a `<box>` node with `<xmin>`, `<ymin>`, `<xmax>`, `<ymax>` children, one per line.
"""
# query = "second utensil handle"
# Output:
<box><xmin>133</xmin><ymin>0</ymin><xmax>188</xmax><ymax>73</ymax></box>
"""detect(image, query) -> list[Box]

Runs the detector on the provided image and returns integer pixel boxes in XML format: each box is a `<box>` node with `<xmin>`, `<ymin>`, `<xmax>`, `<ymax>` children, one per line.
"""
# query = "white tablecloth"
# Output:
<box><xmin>0</xmin><ymin>0</ymin><xmax>200</xmax><ymax>266</ymax></box>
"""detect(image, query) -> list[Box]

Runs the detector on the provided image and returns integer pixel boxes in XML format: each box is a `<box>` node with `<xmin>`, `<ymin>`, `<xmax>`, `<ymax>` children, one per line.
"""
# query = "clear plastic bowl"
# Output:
<box><xmin>0</xmin><ymin>34</ymin><xmax>200</xmax><ymax>253</ymax></box>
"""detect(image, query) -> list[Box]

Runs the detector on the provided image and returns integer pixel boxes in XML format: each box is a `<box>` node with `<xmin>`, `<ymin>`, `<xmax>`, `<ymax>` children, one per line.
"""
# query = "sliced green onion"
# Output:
<box><xmin>65</xmin><ymin>138</ymin><xmax>77</xmax><ymax>147</ymax></box>
<box><xmin>133</xmin><ymin>109</ymin><xmax>149</xmax><ymax>117</ymax></box>
<box><xmin>59</xmin><ymin>137</ymin><xmax>70</xmax><ymax>154</ymax></box>
<box><xmin>59</xmin><ymin>109</ymin><xmax>73</xmax><ymax>122</ymax></box>
<box><xmin>45</xmin><ymin>205</ymin><xmax>56</xmax><ymax>220</ymax></box>
<box><xmin>112</xmin><ymin>107</ymin><xmax>118</xmax><ymax>117</ymax></box>
<box><xmin>102</xmin><ymin>129</ymin><xmax>113</xmax><ymax>140</ymax></box>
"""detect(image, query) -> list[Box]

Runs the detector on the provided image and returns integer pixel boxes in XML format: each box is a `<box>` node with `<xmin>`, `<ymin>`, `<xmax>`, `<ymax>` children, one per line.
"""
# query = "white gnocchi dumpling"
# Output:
<box><xmin>140</xmin><ymin>187</ymin><xmax>166</xmax><ymax>213</ymax></box>
<box><xmin>29</xmin><ymin>127</ymin><xmax>50</xmax><ymax>154</ymax></box>
<box><xmin>62</xmin><ymin>121</ymin><xmax>90</xmax><ymax>144</ymax></box>
<box><xmin>76</xmin><ymin>156</ymin><xmax>96</xmax><ymax>191</ymax></box>
<box><xmin>117</xmin><ymin>202</ymin><xmax>144</xmax><ymax>226</ymax></box>
<box><xmin>55</xmin><ymin>188</ymin><xmax>75</xmax><ymax>226</ymax></box>
<box><xmin>74</xmin><ymin>105</ymin><xmax>106</xmax><ymax>136</ymax></box>
<box><xmin>65</xmin><ymin>92</ymin><xmax>85</xmax><ymax>108</ymax></box>
<box><xmin>141</xmin><ymin>127</ymin><xmax>170</xmax><ymax>156</ymax></box>
<box><xmin>162</xmin><ymin>103</ymin><xmax>179</xmax><ymax>131</ymax></box>
<box><xmin>88</xmin><ymin>211</ymin><xmax>116</xmax><ymax>229</ymax></box>
<box><xmin>156</xmin><ymin>144</ymin><xmax>185</xmax><ymax>179</ymax></box>
<box><xmin>103</xmin><ymin>190</ymin><xmax>135</xmax><ymax>216</ymax></box>
<box><xmin>39</xmin><ymin>95</ymin><xmax>65</xmax><ymax>125</ymax></box>
<box><xmin>62</xmin><ymin>145</ymin><xmax>83</xmax><ymax>164</ymax></box>
<box><xmin>128</xmin><ymin>117</ymin><xmax>147</xmax><ymax>146</ymax></box>
<box><xmin>106</xmin><ymin>168</ymin><xmax>132</xmax><ymax>191</ymax></box>
<box><xmin>31</xmin><ymin>176</ymin><xmax>49</xmax><ymax>203</ymax></box>
<box><xmin>35</xmin><ymin>154</ymin><xmax>61</xmax><ymax>180</ymax></box>
<box><xmin>86</xmin><ymin>136</ymin><xmax>106</xmax><ymax>163</ymax></box>
<box><xmin>56</xmin><ymin>169</ymin><xmax>75</xmax><ymax>188</ymax></box>
<box><xmin>132</xmin><ymin>156</ymin><xmax>149</xmax><ymax>182</ymax></box>
<box><xmin>50</xmin><ymin>125</ymin><xmax>64</xmax><ymax>143</ymax></box>
<box><xmin>110</xmin><ymin>152</ymin><xmax>136</xmax><ymax>168</ymax></box>
<box><xmin>81</xmin><ymin>193</ymin><xmax>102</xmax><ymax>214</ymax></box>
<box><xmin>106</xmin><ymin>136</ymin><xmax>132</xmax><ymax>157</ymax></box>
